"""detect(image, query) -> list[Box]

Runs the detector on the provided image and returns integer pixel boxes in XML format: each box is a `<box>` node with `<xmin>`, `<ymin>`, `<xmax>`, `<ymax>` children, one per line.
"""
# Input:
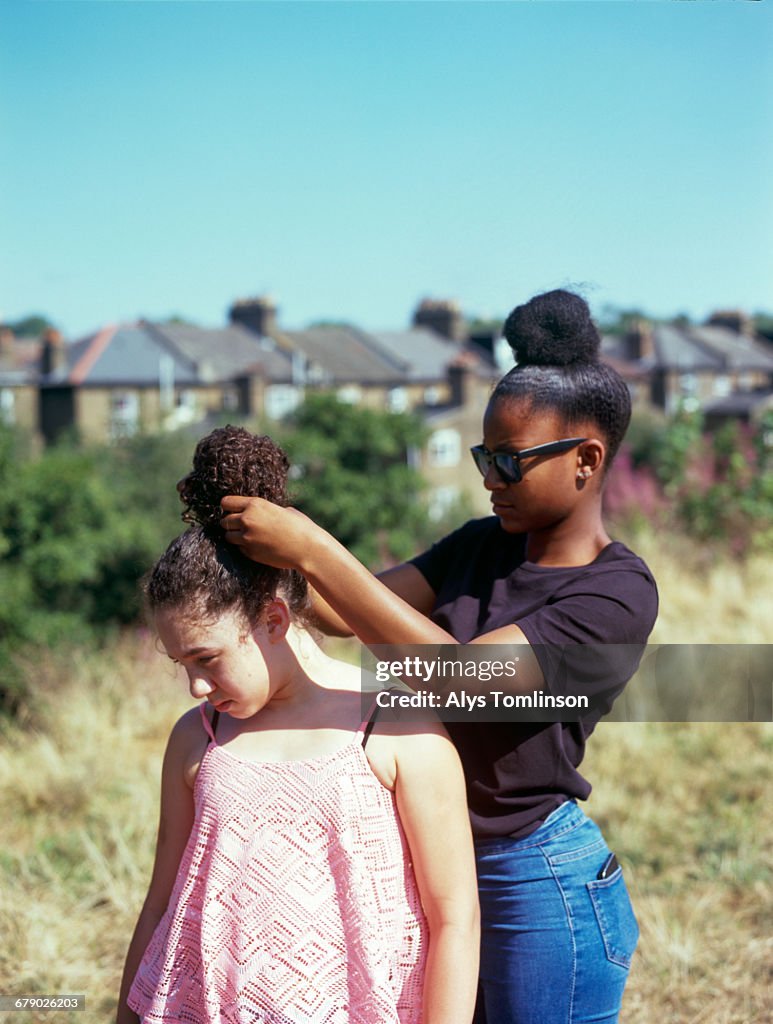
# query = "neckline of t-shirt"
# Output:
<box><xmin>517</xmin><ymin>540</ymin><xmax>626</xmax><ymax>574</ymax></box>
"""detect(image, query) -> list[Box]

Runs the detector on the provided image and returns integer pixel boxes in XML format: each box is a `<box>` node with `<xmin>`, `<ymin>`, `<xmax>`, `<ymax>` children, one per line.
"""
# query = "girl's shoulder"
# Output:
<box><xmin>362</xmin><ymin>697</ymin><xmax>459</xmax><ymax>792</ymax></box>
<box><xmin>166</xmin><ymin>704</ymin><xmax>211</xmax><ymax>789</ymax></box>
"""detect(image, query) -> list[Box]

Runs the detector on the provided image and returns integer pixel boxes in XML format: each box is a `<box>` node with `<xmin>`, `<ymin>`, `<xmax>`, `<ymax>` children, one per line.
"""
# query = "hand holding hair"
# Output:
<box><xmin>220</xmin><ymin>495</ymin><xmax>313</xmax><ymax>570</ymax></box>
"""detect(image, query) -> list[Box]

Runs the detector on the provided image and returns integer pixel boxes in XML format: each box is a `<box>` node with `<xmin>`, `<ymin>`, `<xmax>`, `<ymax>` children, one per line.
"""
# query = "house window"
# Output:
<box><xmin>290</xmin><ymin>351</ymin><xmax>308</xmax><ymax>386</ymax></box>
<box><xmin>678</xmin><ymin>374</ymin><xmax>697</xmax><ymax>397</ymax></box>
<box><xmin>158</xmin><ymin>354</ymin><xmax>175</xmax><ymax>411</ymax></box>
<box><xmin>337</xmin><ymin>385</ymin><xmax>362</xmax><ymax>405</ymax></box>
<box><xmin>388</xmin><ymin>387</ymin><xmax>408</xmax><ymax>413</ymax></box>
<box><xmin>174</xmin><ymin>390</ymin><xmax>198</xmax><ymax>424</ymax></box>
<box><xmin>494</xmin><ymin>336</ymin><xmax>515</xmax><ymax>371</ymax></box>
<box><xmin>0</xmin><ymin>388</ymin><xmax>15</xmax><ymax>425</ymax></box>
<box><xmin>222</xmin><ymin>387</ymin><xmax>240</xmax><ymax>412</ymax></box>
<box><xmin>428</xmin><ymin>486</ymin><xmax>461</xmax><ymax>521</ymax></box>
<box><xmin>110</xmin><ymin>390</ymin><xmax>139</xmax><ymax>438</ymax></box>
<box><xmin>428</xmin><ymin>428</ymin><xmax>461</xmax><ymax>467</ymax></box>
<box><xmin>712</xmin><ymin>375</ymin><xmax>731</xmax><ymax>398</ymax></box>
<box><xmin>265</xmin><ymin>385</ymin><xmax>302</xmax><ymax>421</ymax></box>
<box><xmin>307</xmin><ymin>362</ymin><xmax>329</xmax><ymax>385</ymax></box>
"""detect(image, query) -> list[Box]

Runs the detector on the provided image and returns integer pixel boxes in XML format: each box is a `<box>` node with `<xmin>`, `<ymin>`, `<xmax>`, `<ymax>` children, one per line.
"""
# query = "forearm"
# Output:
<box><xmin>116</xmin><ymin>902</ymin><xmax>164</xmax><ymax>1024</ymax></box>
<box><xmin>422</xmin><ymin>918</ymin><xmax>480</xmax><ymax>1024</ymax></box>
<box><xmin>305</xmin><ymin>584</ymin><xmax>355</xmax><ymax>637</ymax></box>
<box><xmin>298</xmin><ymin>529</ymin><xmax>453</xmax><ymax>646</ymax></box>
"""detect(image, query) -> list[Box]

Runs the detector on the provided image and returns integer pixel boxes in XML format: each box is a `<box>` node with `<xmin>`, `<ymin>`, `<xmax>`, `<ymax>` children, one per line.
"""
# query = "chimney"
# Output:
<box><xmin>229</xmin><ymin>295</ymin><xmax>278</xmax><ymax>337</ymax></box>
<box><xmin>413</xmin><ymin>298</ymin><xmax>465</xmax><ymax>342</ymax></box>
<box><xmin>707</xmin><ymin>310</ymin><xmax>754</xmax><ymax>336</ymax></box>
<box><xmin>448</xmin><ymin>356</ymin><xmax>474</xmax><ymax>408</ymax></box>
<box><xmin>468</xmin><ymin>328</ymin><xmax>498</xmax><ymax>363</ymax></box>
<box><xmin>622</xmin><ymin>319</ymin><xmax>654</xmax><ymax>361</ymax></box>
<box><xmin>40</xmin><ymin>328</ymin><xmax>65</xmax><ymax>376</ymax></box>
<box><xmin>0</xmin><ymin>327</ymin><xmax>14</xmax><ymax>359</ymax></box>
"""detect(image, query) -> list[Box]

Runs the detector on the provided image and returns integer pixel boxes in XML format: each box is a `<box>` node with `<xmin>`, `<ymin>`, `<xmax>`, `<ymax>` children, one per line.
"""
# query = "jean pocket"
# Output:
<box><xmin>587</xmin><ymin>868</ymin><xmax>639</xmax><ymax>969</ymax></box>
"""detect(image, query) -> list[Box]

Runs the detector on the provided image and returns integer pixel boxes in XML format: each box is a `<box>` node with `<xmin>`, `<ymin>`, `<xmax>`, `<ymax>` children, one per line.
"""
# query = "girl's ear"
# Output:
<box><xmin>261</xmin><ymin>598</ymin><xmax>291</xmax><ymax>643</ymax></box>
<box><xmin>576</xmin><ymin>438</ymin><xmax>606</xmax><ymax>482</ymax></box>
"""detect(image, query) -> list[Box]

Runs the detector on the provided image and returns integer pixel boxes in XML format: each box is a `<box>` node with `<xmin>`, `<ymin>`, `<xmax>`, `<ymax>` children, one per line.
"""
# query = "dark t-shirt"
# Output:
<box><xmin>410</xmin><ymin>517</ymin><xmax>659</xmax><ymax>839</ymax></box>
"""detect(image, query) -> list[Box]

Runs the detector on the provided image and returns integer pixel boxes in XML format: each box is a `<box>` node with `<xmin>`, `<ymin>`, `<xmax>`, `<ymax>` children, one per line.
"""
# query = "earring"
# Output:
<box><xmin>577</xmin><ymin>467</ymin><xmax>591</xmax><ymax>480</ymax></box>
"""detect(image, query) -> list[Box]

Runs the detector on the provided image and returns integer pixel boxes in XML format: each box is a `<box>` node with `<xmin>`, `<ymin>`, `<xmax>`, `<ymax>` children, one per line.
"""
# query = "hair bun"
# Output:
<box><xmin>179</xmin><ymin>425</ymin><xmax>290</xmax><ymax>527</ymax></box>
<box><xmin>504</xmin><ymin>289</ymin><xmax>600</xmax><ymax>367</ymax></box>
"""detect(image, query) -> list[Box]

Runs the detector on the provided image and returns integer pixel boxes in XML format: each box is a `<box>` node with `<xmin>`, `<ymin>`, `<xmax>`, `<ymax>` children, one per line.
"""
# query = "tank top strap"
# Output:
<box><xmin>353</xmin><ymin>693</ymin><xmax>381</xmax><ymax>747</ymax></box>
<box><xmin>198</xmin><ymin>702</ymin><xmax>219</xmax><ymax>745</ymax></box>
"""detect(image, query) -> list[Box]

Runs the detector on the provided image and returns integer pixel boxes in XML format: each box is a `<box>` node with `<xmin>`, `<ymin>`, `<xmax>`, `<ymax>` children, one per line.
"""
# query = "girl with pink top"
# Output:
<box><xmin>116</xmin><ymin>427</ymin><xmax>479</xmax><ymax>1024</ymax></box>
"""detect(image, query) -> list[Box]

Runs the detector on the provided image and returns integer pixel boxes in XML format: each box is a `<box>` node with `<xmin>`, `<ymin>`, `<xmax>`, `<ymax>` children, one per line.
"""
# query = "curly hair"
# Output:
<box><xmin>145</xmin><ymin>525</ymin><xmax>291</xmax><ymax>626</ymax></box>
<box><xmin>178</xmin><ymin>425</ymin><xmax>291</xmax><ymax>527</ymax></box>
<box><xmin>494</xmin><ymin>289</ymin><xmax>631</xmax><ymax>466</ymax></box>
<box><xmin>146</xmin><ymin>426</ymin><xmax>308</xmax><ymax>625</ymax></box>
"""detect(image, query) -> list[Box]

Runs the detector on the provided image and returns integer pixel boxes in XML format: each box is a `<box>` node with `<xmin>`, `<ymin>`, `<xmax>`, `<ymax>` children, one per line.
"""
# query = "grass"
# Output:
<box><xmin>1</xmin><ymin>538</ymin><xmax>771</xmax><ymax>1023</ymax></box>
<box><xmin>612</xmin><ymin>525</ymin><xmax>773</xmax><ymax>644</ymax></box>
<box><xmin>0</xmin><ymin>634</ymin><xmax>188</xmax><ymax>1023</ymax></box>
<box><xmin>584</xmin><ymin>722</ymin><xmax>772</xmax><ymax>1023</ymax></box>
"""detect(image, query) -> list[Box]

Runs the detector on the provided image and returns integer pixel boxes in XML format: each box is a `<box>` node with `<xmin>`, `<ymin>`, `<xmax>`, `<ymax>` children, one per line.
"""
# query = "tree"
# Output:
<box><xmin>466</xmin><ymin>316</ymin><xmax>505</xmax><ymax>336</ymax></box>
<box><xmin>159</xmin><ymin>314</ymin><xmax>200</xmax><ymax>326</ymax></box>
<box><xmin>305</xmin><ymin>320</ymin><xmax>356</xmax><ymax>329</ymax></box>
<box><xmin>0</xmin><ymin>401</ymin><xmax>437</xmax><ymax>715</ymax></box>
<box><xmin>596</xmin><ymin>305</ymin><xmax>649</xmax><ymax>335</ymax></box>
<box><xmin>752</xmin><ymin>312</ymin><xmax>773</xmax><ymax>344</ymax></box>
<box><xmin>5</xmin><ymin>314</ymin><xmax>56</xmax><ymax>337</ymax></box>
<box><xmin>0</xmin><ymin>426</ymin><xmax>191</xmax><ymax>713</ymax></box>
<box><xmin>669</xmin><ymin>313</ymin><xmax>693</xmax><ymax>328</ymax></box>
<box><xmin>276</xmin><ymin>394</ymin><xmax>429</xmax><ymax>567</ymax></box>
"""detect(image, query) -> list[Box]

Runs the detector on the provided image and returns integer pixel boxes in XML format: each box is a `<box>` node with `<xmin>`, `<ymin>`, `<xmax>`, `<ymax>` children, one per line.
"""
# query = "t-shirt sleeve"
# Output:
<box><xmin>516</xmin><ymin>560</ymin><xmax>659</xmax><ymax>705</ymax></box>
<box><xmin>409</xmin><ymin>520</ymin><xmax>479</xmax><ymax>594</ymax></box>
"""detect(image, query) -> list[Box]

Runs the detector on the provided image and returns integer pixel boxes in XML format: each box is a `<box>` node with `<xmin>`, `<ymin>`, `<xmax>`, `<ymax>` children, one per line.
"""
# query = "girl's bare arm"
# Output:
<box><xmin>307</xmin><ymin>562</ymin><xmax>437</xmax><ymax>637</ymax></box>
<box><xmin>391</xmin><ymin>722</ymin><xmax>480</xmax><ymax>1024</ymax></box>
<box><xmin>115</xmin><ymin>712</ymin><xmax>201</xmax><ymax>1023</ymax></box>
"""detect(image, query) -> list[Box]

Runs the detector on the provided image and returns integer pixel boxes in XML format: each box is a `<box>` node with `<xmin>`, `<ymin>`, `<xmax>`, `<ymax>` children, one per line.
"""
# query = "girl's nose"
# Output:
<box><xmin>483</xmin><ymin>464</ymin><xmax>507</xmax><ymax>491</ymax></box>
<box><xmin>188</xmin><ymin>672</ymin><xmax>215</xmax><ymax>700</ymax></box>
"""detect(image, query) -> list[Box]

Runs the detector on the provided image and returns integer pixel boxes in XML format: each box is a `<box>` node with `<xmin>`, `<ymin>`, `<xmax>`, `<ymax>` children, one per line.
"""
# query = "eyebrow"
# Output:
<box><xmin>170</xmin><ymin>646</ymin><xmax>218</xmax><ymax>659</ymax></box>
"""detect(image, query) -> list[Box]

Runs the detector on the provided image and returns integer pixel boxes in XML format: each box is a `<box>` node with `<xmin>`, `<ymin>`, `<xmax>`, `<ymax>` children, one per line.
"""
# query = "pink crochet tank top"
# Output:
<box><xmin>128</xmin><ymin>701</ymin><xmax>427</xmax><ymax>1023</ymax></box>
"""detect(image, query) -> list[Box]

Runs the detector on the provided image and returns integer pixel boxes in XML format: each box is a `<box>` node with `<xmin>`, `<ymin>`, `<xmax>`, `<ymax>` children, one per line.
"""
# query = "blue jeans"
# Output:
<box><xmin>473</xmin><ymin>801</ymin><xmax>639</xmax><ymax>1024</ymax></box>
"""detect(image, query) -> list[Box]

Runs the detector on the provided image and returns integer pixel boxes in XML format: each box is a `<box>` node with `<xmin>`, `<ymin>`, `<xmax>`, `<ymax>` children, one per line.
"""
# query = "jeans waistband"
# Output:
<box><xmin>475</xmin><ymin>799</ymin><xmax>590</xmax><ymax>852</ymax></box>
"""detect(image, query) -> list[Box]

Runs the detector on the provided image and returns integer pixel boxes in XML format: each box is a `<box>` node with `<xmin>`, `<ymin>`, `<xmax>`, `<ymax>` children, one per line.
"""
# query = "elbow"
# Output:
<box><xmin>426</xmin><ymin>897</ymin><xmax>481</xmax><ymax>945</ymax></box>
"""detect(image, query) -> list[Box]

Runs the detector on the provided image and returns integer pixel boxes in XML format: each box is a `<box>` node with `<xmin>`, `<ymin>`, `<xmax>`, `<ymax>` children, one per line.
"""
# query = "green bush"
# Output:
<box><xmin>0</xmin><ymin>428</ymin><xmax>190</xmax><ymax>714</ymax></box>
<box><xmin>277</xmin><ymin>393</ymin><xmax>430</xmax><ymax>566</ymax></box>
<box><xmin>0</xmin><ymin>400</ymin><xmax>438</xmax><ymax>715</ymax></box>
<box><xmin>629</xmin><ymin>407</ymin><xmax>773</xmax><ymax>554</ymax></box>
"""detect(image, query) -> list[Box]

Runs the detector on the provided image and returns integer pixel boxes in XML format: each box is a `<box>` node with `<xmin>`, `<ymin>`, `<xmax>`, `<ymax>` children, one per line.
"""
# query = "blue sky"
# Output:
<box><xmin>1</xmin><ymin>1</ymin><xmax>771</xmax><ymax>339</ymax></box>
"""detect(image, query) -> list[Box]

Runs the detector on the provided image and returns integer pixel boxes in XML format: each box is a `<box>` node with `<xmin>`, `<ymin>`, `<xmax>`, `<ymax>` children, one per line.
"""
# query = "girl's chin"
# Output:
<box><xmin>492</xmin><ymin>508</ymin><xmax>524</xmax><ymax>532</ymax></box>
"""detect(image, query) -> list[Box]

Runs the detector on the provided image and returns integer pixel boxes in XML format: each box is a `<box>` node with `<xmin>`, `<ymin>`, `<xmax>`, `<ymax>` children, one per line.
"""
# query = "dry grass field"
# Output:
<box><xmin>1</xmin><ymin>534</ymin><xmax>771</xmax><ymax>1023</ymax></box>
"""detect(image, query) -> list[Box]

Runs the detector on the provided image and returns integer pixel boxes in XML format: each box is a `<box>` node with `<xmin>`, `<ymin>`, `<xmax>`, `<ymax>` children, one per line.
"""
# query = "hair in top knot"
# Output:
<box><xmin>504</xmin><ymin>289</ymin><xmax>600</xmax><ymax>367</ymax></box>
<box><xmin>147</xmin><ymin>426</ymin><xmax>308</xmax><ymax>626</ymax></box>
<box><xmin>179</xmin><ymin>425</ymin><xmax>291</xmax><ymax>528</ymax></box>
<box><xmin>494</xmin><ymin>290</ymin><xmax>631</xmax><ymax>468</ymax></box>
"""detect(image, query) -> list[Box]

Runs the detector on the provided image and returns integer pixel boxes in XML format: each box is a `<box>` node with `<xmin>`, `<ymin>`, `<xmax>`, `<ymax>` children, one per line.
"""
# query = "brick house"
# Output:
<box><xmin>602</xmin><ymin>312</ymin><xmax>773</xmax><ymax>417</ymax></box>
<box><xmin>229</xmin><ymin>296</ymin><xmax>500</xmax><ymax>516</ymax></box>
<box><xmin>37</xmin><ymin>321</ymin><xmax>293</xmax><ymax>444</ymax></box>
<box><xmin>0</xmin><ymin>327</ymin><xmax>44</xmax><ymax>436</ymax></box>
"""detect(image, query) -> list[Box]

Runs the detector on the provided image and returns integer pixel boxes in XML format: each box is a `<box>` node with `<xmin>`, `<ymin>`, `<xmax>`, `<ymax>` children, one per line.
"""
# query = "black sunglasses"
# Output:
<box><xmin>470</xmin><ymin>437</ymin><xmax>588</xmax><ymax>484</ymax></box>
